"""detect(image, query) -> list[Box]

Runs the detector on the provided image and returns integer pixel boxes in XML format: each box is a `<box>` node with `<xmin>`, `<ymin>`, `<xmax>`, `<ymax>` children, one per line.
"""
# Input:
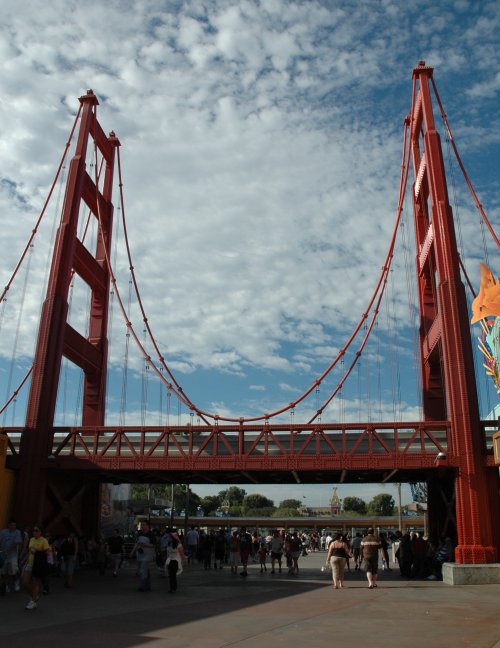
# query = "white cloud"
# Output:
<box><xmin>0</xmin><ymin>0</ymin><xmax>498</xmax><ymax>432</ymax></box>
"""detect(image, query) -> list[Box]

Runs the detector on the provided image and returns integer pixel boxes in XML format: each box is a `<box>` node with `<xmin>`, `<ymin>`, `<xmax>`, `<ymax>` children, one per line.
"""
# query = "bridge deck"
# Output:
<box><xmin>3</xmin><ymin>420</ymin><xmax>497</xmax><ymax>484</ymax></box>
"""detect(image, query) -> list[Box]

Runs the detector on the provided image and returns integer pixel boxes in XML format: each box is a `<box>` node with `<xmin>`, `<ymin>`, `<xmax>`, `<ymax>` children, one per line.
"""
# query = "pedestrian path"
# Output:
<box><xmin>1</xmin><ymin>551</ymin><xmax>499</xmax><ymax>647</ymax></box>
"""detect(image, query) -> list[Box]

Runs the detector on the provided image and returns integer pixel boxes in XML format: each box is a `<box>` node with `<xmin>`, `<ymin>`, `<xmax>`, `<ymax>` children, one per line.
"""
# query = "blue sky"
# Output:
<box><xmin>0</xmin><ymin>0</ymin><xmax>499</xmax><ymax>506</ymax></box>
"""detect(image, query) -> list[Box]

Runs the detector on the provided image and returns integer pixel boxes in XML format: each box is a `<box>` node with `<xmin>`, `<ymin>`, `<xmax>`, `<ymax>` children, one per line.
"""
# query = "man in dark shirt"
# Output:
<box><xmin>239</xmin><ymin>527</ymin><xmax>252</xmax><ymax>577</ymax></box>
<box><xmin>107</xmin><ymin>529</ymin><xmax>124</xmax><ymax>577</ymax></box>
<box><xmin>361</xmin><ymin>527</ymin><xmax>381</xmax><ymax>588</ymax></box>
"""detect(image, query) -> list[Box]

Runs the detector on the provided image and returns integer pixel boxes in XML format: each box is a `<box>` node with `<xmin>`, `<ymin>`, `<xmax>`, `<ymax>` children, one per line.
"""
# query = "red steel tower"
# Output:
<box><xmin>410</xmin><ymin>62</ymin><xmax>499</xmax><ymax>563</ymax></box>
<box><xmin>14</xmin><ymin>91</ymin><xmax>119</xmax><ymax>532</ymax></box>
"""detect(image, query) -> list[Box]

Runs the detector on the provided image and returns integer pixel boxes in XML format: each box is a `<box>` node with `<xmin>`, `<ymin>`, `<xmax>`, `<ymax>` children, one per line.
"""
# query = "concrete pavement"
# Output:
<box><xmin>0</xmin><ymin>551</ymin><xmax>499</xmax><ymax>648</ymax></box>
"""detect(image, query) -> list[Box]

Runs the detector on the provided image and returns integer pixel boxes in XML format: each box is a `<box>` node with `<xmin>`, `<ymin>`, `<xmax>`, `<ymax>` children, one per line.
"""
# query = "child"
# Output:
<box><xmin>258</xmin><ymin>542</ymin><xmax>268</xmax><ymax>573</ymax></box>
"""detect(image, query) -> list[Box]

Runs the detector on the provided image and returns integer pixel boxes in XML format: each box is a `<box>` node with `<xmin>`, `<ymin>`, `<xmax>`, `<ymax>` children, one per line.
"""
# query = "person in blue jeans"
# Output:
<box><xmin>132</xmin><ymin>520</ymin><xmax>156</xmax><ymax>592</ymax></box>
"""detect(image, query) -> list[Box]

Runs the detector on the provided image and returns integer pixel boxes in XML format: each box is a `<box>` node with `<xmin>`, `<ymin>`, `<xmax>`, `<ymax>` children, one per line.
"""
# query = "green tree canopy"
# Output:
<box><xmin>279</xmin><ymin>498</ymin><xmax>303</xmax><ymax>510</ymax></box>
<box><xmin>243</xmin><ymin>493</ymin><xmax>275</xmax><ymax>513</ymax></box>
<box><xmin>272</xmin><ymin>507</ymin><xmax>300</xmax><ymax>517</ymax></box>
<box><xmin>342</xmin><ymin>496</ymin><xmax>367</xmax><ymax>515</ymax></box>
<box><xmin>245</xmin><ymin>507</ymin><xmax>276</xmax><ymax>517</ymax></box>
<box><xmin>200</xmin><ymin>495</ymin><xmax>221</xmax><ymax>516</ymax></box>
<box><xmin>218</xmin><ymin>486</ymin><xmax>247</xmax><ymax>505</ymax></box>
<box><xmin>130</xmin><ymin>484</ymin><xmax>201</xmax><ymax>515</ymax></box>
<box><xmin>367</xmin><ymin>493</ymin><xmax>395</xmax><ymax>516</ymax></box>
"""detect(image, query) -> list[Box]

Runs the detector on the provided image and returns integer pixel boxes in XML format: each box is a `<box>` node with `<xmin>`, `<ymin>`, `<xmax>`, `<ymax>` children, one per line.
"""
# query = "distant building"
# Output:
<box><xmin>329</xmin><ymin>487</ymin><xmax>341</xmax><ymax>516</ymax></box>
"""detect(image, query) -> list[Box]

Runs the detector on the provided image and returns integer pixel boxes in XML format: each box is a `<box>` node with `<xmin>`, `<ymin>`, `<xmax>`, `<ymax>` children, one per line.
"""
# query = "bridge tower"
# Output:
<box><xmin>409</xmin><ymin>62</ymin><xmax>499</xmax><ymax>562</ymax></box>
<box><xmin>14</xmin><ymin>91</ymin><xmax>120</xmax><ymax>534</ymax></box>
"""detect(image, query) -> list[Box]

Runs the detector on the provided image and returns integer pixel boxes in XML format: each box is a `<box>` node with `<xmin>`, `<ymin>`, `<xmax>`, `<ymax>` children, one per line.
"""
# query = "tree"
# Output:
<box><xmin>243</xmin><ymin>493</ymin><xmax>275</xmax><ymax>513</ymax></box>
<box><xmin>218</xmin><ymin>486</ymin><xmax>247</xmax><ymax>505</ymax></box>
<box><xmin>200</xmin><ymin>495</ymin><xmax>221</xmax><ymax>516</ymax></box>
<box><xmin>131</xmin><ymin>484</ymin><xmax>170</xmax><ymax>500</ymax></box>
<box><xmin>246</xmin><ymin>507</ymin><xmax>275</xmax><ymax>517</ymax></box>
<box><xmin>272</xmin><ymin>507</ymin><xmax>300</xmax><ymax>517</ymax></box>
<box><xmin>342</xmin><ymin>496</ymin><xmax>367</xmax><ymax>515</ymax></box>
<box><xmin>129</xmin><ymin>483</ymin><xmax>201</xmax><ymax>515</ymax></box>
<box><xmin>279</xmin><ymin>498</ymin><xmax>302</xmax><ymax>510</ymax></box>
<box><xmin>367</xmin><ymin>493</ymin><xmax>395</xmax><ymax>516</ymax></box>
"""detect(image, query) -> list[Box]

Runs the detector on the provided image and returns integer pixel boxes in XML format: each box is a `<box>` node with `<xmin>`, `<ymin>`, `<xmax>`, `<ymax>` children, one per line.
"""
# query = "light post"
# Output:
<box><xmin>397</xmin><ymin>482</ymin><xmax>402</xmax><ymax>532</ymax></box>
<box><xmin>184</xmin><ymin>483</ymin><xmax>189</xmax><ymax>540</ymax></box>
<box><xmin>170</xmin><ymin>483</ymin><xmax>175</xmax><ymax>526</ymax></box>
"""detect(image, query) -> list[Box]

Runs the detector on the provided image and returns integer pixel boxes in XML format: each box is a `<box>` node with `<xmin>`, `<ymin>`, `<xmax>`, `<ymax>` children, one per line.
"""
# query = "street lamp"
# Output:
<box><xmin>397</xmin><ymin>482</ymin><xmax>402</xmax><ymax>532</ymax></box>
<box><xmin>170</xmin><ymin>483</ymin><xmax>175</xmax><ymax>526</ymax></box>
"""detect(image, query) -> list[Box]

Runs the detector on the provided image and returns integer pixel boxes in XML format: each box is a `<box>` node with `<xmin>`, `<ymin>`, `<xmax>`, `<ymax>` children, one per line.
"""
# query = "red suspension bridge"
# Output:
<box><xmin>0</xmin><ymin>62</ymin><xmax>499</xmax><ymax>565</ymax></box>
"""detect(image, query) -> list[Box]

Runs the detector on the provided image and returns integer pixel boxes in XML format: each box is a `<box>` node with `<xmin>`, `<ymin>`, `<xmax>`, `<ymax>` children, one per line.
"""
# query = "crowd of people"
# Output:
<box><xmin>0</xmin><ymin>518</ymin><xmax>456</xmax><ymax>609</ymax></box>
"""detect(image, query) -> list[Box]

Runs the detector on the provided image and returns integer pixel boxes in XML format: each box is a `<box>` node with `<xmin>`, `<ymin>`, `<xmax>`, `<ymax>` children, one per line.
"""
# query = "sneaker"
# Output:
<box><xmin>25</xmin><ymin>600</ymin><xmax>37</xmax><ymax>610</ymax></box>
<box><xmin>426</xmin><ymin>574</ymin><xmax>437</xmax><ymax>580</ymax></box>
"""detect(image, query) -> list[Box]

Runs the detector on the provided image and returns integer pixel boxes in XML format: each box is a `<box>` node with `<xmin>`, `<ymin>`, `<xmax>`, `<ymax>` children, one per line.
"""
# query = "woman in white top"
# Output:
<box><xmin>165</xmin><ymin>537</ymin><xmax>186</xmax><ymax>593</ymax></box>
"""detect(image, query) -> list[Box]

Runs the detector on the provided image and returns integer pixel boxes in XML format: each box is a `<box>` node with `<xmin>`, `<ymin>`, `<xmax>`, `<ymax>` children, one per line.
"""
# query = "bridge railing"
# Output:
<box><xmin>1</xmin><ymin>421</ymin><xmax>451</xmax><ymax>456</ymax></box>
<box><xmin>2</xmin><ymin>421</ymin><xmax>496</xmax><ymax>465</ymax></box>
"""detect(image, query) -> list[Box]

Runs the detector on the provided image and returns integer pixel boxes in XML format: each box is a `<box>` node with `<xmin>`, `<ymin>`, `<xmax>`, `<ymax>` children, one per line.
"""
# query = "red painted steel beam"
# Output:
<box><xmin>14</xmin><ymin>91</ymin><xmax>119</xmax><ymax>531</ymax></box>
<box><xmin>410</xmin><ymin>62</ymin><xmax>499</xmax><ymax>563</ymax></box>
<box><xmin>63</xmin><ymin>323</ymin><xmax>102</xmax><ymax>373</ymax></box>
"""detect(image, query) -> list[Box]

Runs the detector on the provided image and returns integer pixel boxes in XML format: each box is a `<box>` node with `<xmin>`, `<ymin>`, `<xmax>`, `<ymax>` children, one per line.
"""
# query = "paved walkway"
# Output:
<box><xmin>1</xmin><ymin>552</ymin><xmax>499</xmax><ymax>648</ymax></box>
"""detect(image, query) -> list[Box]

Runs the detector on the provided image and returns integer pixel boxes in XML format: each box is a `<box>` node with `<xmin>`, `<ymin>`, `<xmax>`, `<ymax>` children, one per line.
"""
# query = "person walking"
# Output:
<box><xmin>24</xmin><ymin>527</ymin><xmax>49</xmax><ymax>610</ymax></box>
<box><xmin>229</xmin><ymin>531</ymin><xmax>240</xmax><ymax>574</ymax></box>
<box><xmin>239</xmin><ymin>527</ymin><xmax>252</xmax><ymax>577</ymax></box>
<box><xmin>132</xmin><ymin>520</ymin><xmax>156</xmax><ymax>592</ymax></box>
<box><xmin>186</xmin><ymin>526</ymin><xmax>199</xmax><ymax>564</ymax></box>
<box><xmin>325</xmin><ymin>532</ymin><xmax>352</xmax><ymax>588</ymax></box>
<box><xmin>107</xmin><ymin>529</ymin><xmax>124</xmax><ymax>577</ymax></box>
<box><xmin>58</xmin><ymin>532</ymin><xmax>78</xmax><ymax>588</ymax></box>
<box><xmin>0</xmin><ymin>520</ymin><xmax>22</xmax><ymax>595</ymax></box>
<box><xmin>361</xmin><ymin>527</ymin><xmax>381</xmax><ymax>589</ymax></box>
<box><xmin>165</xmin><ymin>537</ymin><xmax>186</xmax><ymax>593</ymax></box>
<box><xmin>288</xmin><ymin>531</ymin><xmax>302</xmax><ymax>575</ymax></box>
<box><xmin>270</xmin><ymin>530</ymin><xmax>284</xmax><ymax>574</ymax></box>
<box><xmin>351</xmin><ymin>532</ymin><xmax>362</xmax><ymax>570</ymax></box>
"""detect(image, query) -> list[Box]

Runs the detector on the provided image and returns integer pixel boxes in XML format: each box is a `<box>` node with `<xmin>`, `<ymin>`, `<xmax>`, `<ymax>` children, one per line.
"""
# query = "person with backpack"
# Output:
<box><xmin>288</xmin><ymin>531</ymin><xmax>303</xmax><ymax>575</ymax></box>
<box><xmin>238</xmin><ymin>526</ymin><xmax>252</xmax><ymax>577</ymax></box>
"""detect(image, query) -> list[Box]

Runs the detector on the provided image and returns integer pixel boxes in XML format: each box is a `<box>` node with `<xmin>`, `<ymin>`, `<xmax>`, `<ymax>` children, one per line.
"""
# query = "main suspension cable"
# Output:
<box><xmin>0</xmin><ymin>105</ymin><xmax>83</xmax><ymax>306</ymax></box>
<box><xmin>431</xmin><ymin>77</ymin><xmax>500</xmax><ymax>250</ymax></box>
<box><xmin>105</xmin><ymin>80</ymin><xmax>414</xmax><ymax>425</ymax></box>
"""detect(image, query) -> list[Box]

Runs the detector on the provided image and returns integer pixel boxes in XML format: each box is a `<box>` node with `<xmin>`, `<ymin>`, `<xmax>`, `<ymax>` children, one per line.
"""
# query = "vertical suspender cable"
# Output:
<box><xmin>141</xmin><ymin>325</ymin><xmax>149</xmax><ymax>426</ymax></box>
<box><xmin>105</xmin><ymin>204</ymin><xmax>121</xmax><ymax>424</ymax></box>
<box><xmin>119</xmin><ymin>278</ymin><xmax>133</xmax><ymax>427</ymax></box>
<box><xmin>375</xmin><ymin>320</ymin><xmax>383</xmax><ymax>421</ymax></box>
<box><xmin>357</xmin><ymin>360</ymin><xmax>362</xmax><ymax>421</ymax></box>
<box><xmin>364</xmin><ymin>322</ymin><xmax>372</xmax><ymax>422</ymax></box>
<box><xmin>2</xmin><ymin>244</ymin><xmax>33</xmax><ymax>426</ymax></box>
<box><xmin>400</xmin><ymin>216</ymin><xmax>423</xmax><ymax>417</ymax></box>
<box><xmin>339</xmin><ymin>358</ymin><xmax>345</xmax><ymax>424</ymax></box>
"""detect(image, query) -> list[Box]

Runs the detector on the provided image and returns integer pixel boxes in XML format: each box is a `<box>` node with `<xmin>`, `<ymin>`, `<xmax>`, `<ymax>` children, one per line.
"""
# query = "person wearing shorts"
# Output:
<box><xmin>361</xmin><ymin>527</ymin><xmax>381</xmax><ymax>589</ymax></box>
<box><xmin>0</xmin><ymin>520</ymin><xmax>22</xmax><ymax>595</ymax></box>
<box><xmin>229</xmin><ymin>531</ymin><xmax>240</xmax><ymax>573</ymax></box>
<box><xmin>238</xmin><ymin>527</ymin><xmax>252</xmax><ymax>577</ymax></box>
<box><xmin>270</xmin><ymin>530</ymin><xmax>284</xmax><ymax>574</ymax></box>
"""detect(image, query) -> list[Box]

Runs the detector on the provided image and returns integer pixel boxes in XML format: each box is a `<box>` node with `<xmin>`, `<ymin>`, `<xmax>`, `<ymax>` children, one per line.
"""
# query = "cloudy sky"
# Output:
<box><xmin>1</xmin><ymin>0</ymin><xmax>499</xmax><ymax>505</ymax></box>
